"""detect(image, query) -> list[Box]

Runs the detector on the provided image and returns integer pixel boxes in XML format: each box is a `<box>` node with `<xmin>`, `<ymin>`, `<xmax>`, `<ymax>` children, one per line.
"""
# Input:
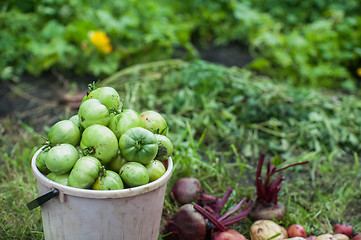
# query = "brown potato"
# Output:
<box><xmin>285</xmin><ymin>238</ymin><xmax>307</xmax><ymax>240</ymax></box>
<box><xmin>315</xmin><ymin>234</ymin><xmax>337</xmax><ymax>240</ymax></box>
<box><xmin>333</xmin><ymin>234</ymin><xmax>350</xmax><ymax>240</ymax></box>
<box><xmin>250</xmin><ymin>220</ymin><xmax>288</xmax><ymax>240</ymax></box>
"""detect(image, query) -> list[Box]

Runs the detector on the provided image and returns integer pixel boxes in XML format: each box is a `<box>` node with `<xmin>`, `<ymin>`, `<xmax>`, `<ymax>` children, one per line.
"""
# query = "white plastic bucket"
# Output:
<box><xmin>31</xmin><ymin>148</ymin><xmax>173</xmax><ymax>240</ymax></box>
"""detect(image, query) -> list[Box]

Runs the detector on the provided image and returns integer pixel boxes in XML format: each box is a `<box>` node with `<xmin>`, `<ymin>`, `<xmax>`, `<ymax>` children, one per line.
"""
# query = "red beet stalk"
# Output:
<box><xmin>256</xmin><ymin>155</ymin><xmax>309</xmax><ymax>205</ymax></box>
<box><xmin>194</xmin><ymin>188</ymin><xmax>252</xmax><ymax>232</ymax></box>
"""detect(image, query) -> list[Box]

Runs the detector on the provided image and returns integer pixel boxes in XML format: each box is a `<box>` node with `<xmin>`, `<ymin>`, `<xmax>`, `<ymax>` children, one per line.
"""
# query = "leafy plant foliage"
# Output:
<box><xmin>1</xmin><ymin>0</ymin><xmax>361</xmax><ymax>90</ymax></box>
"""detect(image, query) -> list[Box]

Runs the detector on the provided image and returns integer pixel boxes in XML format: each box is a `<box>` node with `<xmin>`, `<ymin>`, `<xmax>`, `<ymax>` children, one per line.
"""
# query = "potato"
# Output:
<box><xmin>333</xmin><ymin>234</ymin><xmax>350</xmax><ymax>240</ymax></box>
<box><xmin>285</xmin><ymin>238</ymin><xmax>307</xmax><ymax>240</ymax></box>
<box><xmin>315</xmin><ymin>234</ymin><xmax>337</xmax><ymax>240</ymax></box>
<box><xmin>250</xmin><ymin>220</ymin><xmax>288</xmax><ymax>240</ymax></box>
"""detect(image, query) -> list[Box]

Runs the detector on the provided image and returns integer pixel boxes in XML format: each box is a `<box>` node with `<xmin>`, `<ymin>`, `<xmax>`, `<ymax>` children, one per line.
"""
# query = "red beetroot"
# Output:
<box><xmin>352</xmin><ymin>234</ymin><xmax>361</xmax><ymax>240</ymax></box>
<box><xmin>251</xmin><ymin>155</ymin><xmax>309</xmax><ymax>221</ymax></box>
<box><xmin>214</xmin><ymin>229</ymin><xmax>247</xmax><ymax>240</ymax></box>
<box><xmin>334</xmin><ymin>224</ymin><xmax>354</xmax><ymax>238</ymax></box>
<box><xmin>163</xmin><ymin>204</ymin><xmax>206</xmax><ymax>240</ymax></box>
<box><xmin>287</xmin><ymin>224</ymin><xmax>307</xmax><ymax>238</ymax></box>
<box><xmin>171</xmin><ymin>177</ymin><xmax>202</xmax><ymax>205</ymax></box>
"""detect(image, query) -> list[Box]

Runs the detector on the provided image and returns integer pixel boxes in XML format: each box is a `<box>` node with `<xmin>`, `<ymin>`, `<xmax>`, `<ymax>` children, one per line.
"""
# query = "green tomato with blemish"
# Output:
<box><xmin>80</xmin><ymin>124</ymin><xmax>119</xmax><ymax>165</ymax></box>
<box><xmin>140</xmin><ymin>110</ymin><xmax>168</xmax><ymax>135</ymax></box>
<box><xmin>68</xmin><ymin>156</ymin><xmax>102</xmax><ymax>189</ymax></box>
<box><xmin>145</xmin><ymin>160</ymin><xmax>166</xmax><ymax>182</ymax></box>
<box><xmin>78</xmin><ymin>99</ymin><xmax>110</xmax><ymax>129</ymax></box>
<box><xmin>92</xmin><ymin>169</ymin><xmax>124</xmax><ymax>190</ymax></box>
<box><xmin>155</xmin><ymin>134</ymin><xmax>173</xmax><ymax>161</ymax></box>
<box><xmin>108</xmin><ymin>109</ymin><xmax>144</xmax><ymax>139</ymax></box>
<box><xmin>119</xmin><ymin>127</ymin><xmax>158</xmax><ymax>165</ymax></box>
<box><xmin>86</xmin><ymin>86</ymin><xmax>121</xmax><ymax>110</ymax></box>
<box><xmin>119</xmin><ymin>162</ymin><xmax>149</xmax><ymax>188</ymax></box>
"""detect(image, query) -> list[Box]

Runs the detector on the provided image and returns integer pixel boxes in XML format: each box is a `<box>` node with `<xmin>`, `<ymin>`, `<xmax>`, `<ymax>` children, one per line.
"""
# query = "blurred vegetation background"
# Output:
<box><xmin>1</xmin><ymin>0</ymin><xmax>361</xmax><ymax>91</ymax></box>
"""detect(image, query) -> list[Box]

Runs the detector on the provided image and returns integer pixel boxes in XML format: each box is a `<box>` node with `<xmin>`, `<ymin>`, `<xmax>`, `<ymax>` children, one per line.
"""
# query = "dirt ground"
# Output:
<box><xmin>0</xmin><ymin>70</ymin><xmax>91</xmax><ymax>132</ymax></box>
<box><xmin>0</xmin><ymin>44</ymin><xmax>252</xmax><ymax>133</ymax></box>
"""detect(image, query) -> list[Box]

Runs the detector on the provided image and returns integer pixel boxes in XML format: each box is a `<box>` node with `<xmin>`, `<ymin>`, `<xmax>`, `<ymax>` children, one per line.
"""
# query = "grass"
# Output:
<box><xmin>1</xmin><ymin>59</ymin><xmax>360</xmax><ymax>239</ymax></box>
<box><xmin>0</xmin><ymin>118</ymin><xmax>44</xmax><ymax>239</ymax></box>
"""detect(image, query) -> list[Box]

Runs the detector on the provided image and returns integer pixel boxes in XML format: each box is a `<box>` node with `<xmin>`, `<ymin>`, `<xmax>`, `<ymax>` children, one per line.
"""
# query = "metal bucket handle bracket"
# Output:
<box><xmin>27</xmin><ymin>189</ymin><xmax>59</xmax><ymax>210</ymax></box>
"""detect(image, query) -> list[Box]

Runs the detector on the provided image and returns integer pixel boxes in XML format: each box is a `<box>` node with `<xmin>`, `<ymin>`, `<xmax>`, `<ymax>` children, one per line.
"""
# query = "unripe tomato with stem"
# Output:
<box><xmin>145</xmin><ymin>160</ymin><xmax>166</xmax><ymax>182</ymax></box>
<box><xmin>119</xmin><ymin>127</ymin><xmax>158</xmax><ymax>165</ymax></box>
<box><xmin>140</xmin><ymin>110</ymin><xmax>168</xmax><ymax>136</ymax></box>
<box><xmin>80</xmin><ymin>124</ymin><xmax>119</xmax><ymax>165</ymax></box>
<box><xmin>155</xmin><ymin>134</ymin><xmax>173</xmax><ymax>161</ymax></box>
<box><xmin>108</xmin><ymin>109</ymin><xmax>144</xmax><ymax>139</ymax></box>
<box><xmin>119</xmin><ymin>162</ymin><xmax>149</xmax><ymax>188</ymax></box>
<box><xmin>92</xmin><ymin>168</ymin><xmax>124</xmax><ymax>190</ymax></box>
<box><xmin>85</xmin><ymin>83</ymin><xmax>122</xmax><ymax>110</ymax></box>
<box><xmin>48</xmin><ymin>120</ymin><xmax>81</xmax><ymax>146</ymax></box>
<box><xmin>78</xmin><ymin>99</ymin><xmax>110</xmax><ymax>129</ymax></box>
<box><xmin>68</xmin><ymin>156</ymin><xmax>102</xmax><ymax>189</ymax></box>
<box><xmin>45</xmin><ymin>144</ymin><xmax>79</xmax><ymax>174</ymax></box>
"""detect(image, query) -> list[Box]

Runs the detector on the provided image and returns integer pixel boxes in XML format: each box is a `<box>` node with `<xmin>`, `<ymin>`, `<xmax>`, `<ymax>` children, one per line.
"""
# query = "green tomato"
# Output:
<box><xmin>69</xmin><ymin>114</ymin><xmax>84</xmax><ymax>133</ymax></box>
<box><xmin>108</xmin><ymin>109</ymin><xmax>144</xmax><ymax>139</ymax></box>
<box><xmin>81</xmin><ymin>94</ymin><xmax>88</xmax><ymax>103</ymax></box>
<box><xmin>140</xmin><ymin>110</ymin><xmax>168</xmax><ymax>135</ymax></box>
<box><xmin>48</xmin><ymin>120</ymin><xmax>81</xmax><ymax>146</ymax></box>
<box><xmin>36</xmin><ymin>149</ymin><xmax>50</xmax><ymax>175</ymax></box>
<box><xmin>68</xmin><ymin>156</ymin><xmax>101</xmax><ymax>189</ymax></box>
<box><xmin>145</xmin><ymin>160</ymin><xmax>166</xmax><ymax>182</ymax></box>
<box><xmin>78</xmin><ymin>99</ymin><xmax>110</xmax><ymax>129</ymax></box>
<box><xmin>80</xmin><ymin>124</ymin><xmax>118</xmax><ymax>165</ymax></box>
<box><xmin>119</xmin><ymin>127</ymin><xmax>158</xmax><ymax>164</ymax></box>
<box><xmin>119</xmin><ymin>162</ymin><xmax>149</xmax><ymax>188</ymax></box>
<box><xmin>47</xmin><ymin>172</ymin><xmax>70</xmax><ymax>186</ymax></box>
<box><xmin>155</xmin><ymin>134</ymin><xmax>174</xmax><ymax>161</ymax></box>
<box><xmin>92</xmin><ymin>169</ymin><xmax>124</xmax><ymax>190</ymax></box>
<box><xmin>106</xmin><ymin>151</ymin><xmax>128</xmax><ymax>173</ymax></box>
<box><xmin>45</xmin><ymin>144</ymin><xmax>79</xmax><ymax>174</ymax></box>
<box><xmin>86</xmin><ymin>86</ymin><xmax>121</xmax><ymax>110</ymax></box>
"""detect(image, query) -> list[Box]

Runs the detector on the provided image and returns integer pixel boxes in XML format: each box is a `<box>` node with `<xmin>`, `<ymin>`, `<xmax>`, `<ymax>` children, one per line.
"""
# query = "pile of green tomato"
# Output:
<box><xmin>36</xmin><ymin>85</ymin><xmax>173</xmax><ymax>190</ymax></box>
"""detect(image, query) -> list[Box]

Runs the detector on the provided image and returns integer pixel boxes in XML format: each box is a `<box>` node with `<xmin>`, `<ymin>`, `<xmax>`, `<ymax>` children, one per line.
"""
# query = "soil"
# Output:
<box><xmin>0</xmin><ymin>44</ymin><xmax>253</xmax><ymax>133</ymax></box>
<box><xmin>0</xmin><ymin>70</ymin><xmax>93</xmax><ymax>132</ymax></box>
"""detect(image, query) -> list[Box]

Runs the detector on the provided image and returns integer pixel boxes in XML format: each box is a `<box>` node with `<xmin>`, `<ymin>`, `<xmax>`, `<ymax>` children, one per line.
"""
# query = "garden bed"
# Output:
<box><xmin>0</xmin><ymin>49</ymin><xmax>360</xmax><ymax>240</ymax></box>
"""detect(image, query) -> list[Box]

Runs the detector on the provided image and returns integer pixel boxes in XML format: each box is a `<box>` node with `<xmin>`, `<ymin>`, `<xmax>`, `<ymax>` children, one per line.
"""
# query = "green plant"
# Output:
<box><xmin>1</xmin><ymin>60</ymin><xmax>361</xmax><ymax>239</ymax></box>
<box><xmin>103</xmin><ymin>60</ymin><xmax>361</xmax><ymax>234</ymax></box>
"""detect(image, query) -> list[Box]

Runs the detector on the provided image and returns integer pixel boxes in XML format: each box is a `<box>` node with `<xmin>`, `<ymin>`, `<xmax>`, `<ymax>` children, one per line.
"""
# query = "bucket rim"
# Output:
<box><xmin>32</xmin><ymin>147</ymin><xmax>173</xmax><ymax>199</ymax></box>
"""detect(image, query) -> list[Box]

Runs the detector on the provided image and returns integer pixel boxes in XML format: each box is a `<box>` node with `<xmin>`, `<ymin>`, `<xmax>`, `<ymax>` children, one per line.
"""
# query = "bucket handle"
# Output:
<box><xmin>27</xmin><ymin>189</ymin><xmax>59</xmax><ymax>210</ymax></box>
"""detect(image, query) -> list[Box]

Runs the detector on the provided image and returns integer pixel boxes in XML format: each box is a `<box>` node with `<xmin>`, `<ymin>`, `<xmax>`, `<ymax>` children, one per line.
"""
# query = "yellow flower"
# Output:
<box><xmin>89</xmin><ymin>31</ymin><xmax>112</xmax><ymax>54</ymax></box>
<box><xmin>357</xmin><ymin>68</ymin><xmax>361</xmax><ymax>77</ymax></box>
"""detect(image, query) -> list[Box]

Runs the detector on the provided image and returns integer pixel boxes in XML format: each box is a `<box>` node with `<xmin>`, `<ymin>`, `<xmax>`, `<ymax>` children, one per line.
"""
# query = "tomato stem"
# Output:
<box><xmin>82</xmin><ymin>147</ymin><xmax>96</xmax><ymax>156</ymax></box>
<box><xmin>135</xmin><ymin>140</ymin><xmax>145</xmax><ymax>151</ymax></box>
<box><xmin>88</xmin><ymin>80</ymin><xmax>100</xmax><ymax>92</ymax></box>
